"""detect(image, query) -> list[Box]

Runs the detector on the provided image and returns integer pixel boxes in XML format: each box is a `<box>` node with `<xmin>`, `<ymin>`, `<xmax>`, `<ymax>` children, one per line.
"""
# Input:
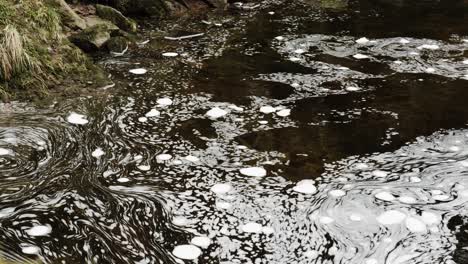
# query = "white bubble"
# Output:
<box><xmin>216</xmin><ymin>201</ymin><xmax>231</xmax><ymax>209</ymax></box>
<box><xmin>268</xmin><ymin>11</ymin><xmax>275</xmax><ymax>15</ymax></box>
<box><xmin>172</xmin><ymin>244</ymin><xmax>202</xmax><ymax>260</ymax></box>
<box><xmin>276</xmin><ymin>109</ymin><xmax>291</xmax><ymax>117</ymax></box>
<box><xmin>355</xmin><ymin>163</ymin><xmax>369</xmax><ymax>170</ymax></box>
<box><xmin>399</xmin><ymin>38</ymin><xmax>410</xmax><ymax>44</ymax></box>
<box><xmin>410</xmin><ymin>176</ymin><xmax>421</xmax><ymax>183</ymax></box>
<box><xmin>240</xmin><ymin>167</ymin><xmax>266</xmax><ymax>177</ymax></box>
<box><xmin>289</xmin><ymin>57</ymin><xmax>301</xmax><ymax>62</ymax></box>
<box><xmin>185</xmin><ymin>155</ymin><xmax>199</xmax><ymax>162</ymax></box>
<box><xmin>349</xmin><ymin>214</ymin><xmax>362</xmax><ymax>221</ymax></box>
<box><xmin>156</xmin><ymin>154</ymin><xmax>172</xmax><ymax>161</ymax></box>
<box><xmin>191</xmin><ymin>236</ymin><xmax>211</xmax><ymax>249</ymax></box>
<box><xmin>329</xmin><ymin>189</ymin><xmax>346</xmax><ymax>197</ymax></box>
<box><xmin>417</xmin><ymin>44</ymin><xmax>439</xmax><ymax>50</ymax></box>
<box><xmin>372</xmin><ymin>170</ymin><xmax>388</xmax><ymax>178</ymax></box>
<box><xmin>173</xmin><ymin>216</ymin><xmax>188</xmax><ymax>226</ymax></box>
<box><xmin>241</xmin><ymin>222</ymin><xmax>263</xmax><ymax>233</ymax></box>
<box><xmin>294</xmin><ymin>49</ymin><xmax>306</xmax><ymax>54</ymax></box>
<box><xmin>399</xmin><ymin>196</ymin><xmax>417</xmax><ymax>204</ymax></box>
<box><xmin>137</xmin><ymin>165</ymin><xmax>151</xmax><ymax>171</ymax></box>
<box><xmin>425</xmin><ymin>67</ymin><xmax>436</xmax><ymax>73</ymax></box>
<box><xmin>275</xmin><ymin>36</ymin><xmax>285</xmax><ymax>41</ymax></box>
<box><xmin>117</xmin><ymin>178</ymin><xmax>130</xmax><ymax>183</ymax></box>
<box><xmin>353</xmin><ymin>54</ymin><xmax>369</xmax><ymax>59</ymax></box>
<box><xmin>262</xmin><ymin>226</ymin><xmax>274</xmax><ymax>234</ymax></box>
<box><xmin>206</xmin><ymin>107</ymin><xmax>228</xmax><ymax>118</ymax></box>
<box><xmin>356</xmin><ymin>37</ymin><xmax>370</xmax><ymax>44</ymax></box>
<box><xmin>67</xmin><ymin>112</ymin><xmax>88</xmax><ymax>125</ymax></box>
<box><xmin>21</xmin><ymin>246</ymin><xmax>40</xmax><ymax>255</ymax></box>
<box><xmin>260</xmin><ymin>106</ymin><xmax>276</xmax><ymax>114</ymax></box>
<box><xmin>365</xmin><ymin>259</ymin><xmax>378</xmax><ymax>264</ymax></box>
<box><xmin>92</xmin><ymin>148</ymin><xmax>105</xmax><ymax>158</ymax></box>
<box><xmin>258</xmin><ymin>120</ymin><xmax>268</xmax><ymax>125</ymax></box>
<box><xmin>228</xmin><ymin>105</ymin><xmax>244</xmax><ymax>112</ymax></box>
<box><xmin>162</xmin><ymin>52</ymin><xmax>179</xmax><ymax>57</ymax></box>
<box><xmin>304</xmin><ymin>250</ymin><xmax>319</xmax><ymax>258</ymax></box>
<box><xmin>0</xmin><ymin>148</ymin><xmax>10</xmax><ymax>155</ymax></box>
<box><xmin>210</xmin><ymin>183</ymin><xmax>232</xmax><ymax>194</ymax></box>
<box><xmin>138</xmin><ymin>117</ymin><xmax>148</xmax><ymax>123</ymax></box>
<box><xmin>319</xmin><ymin>216</ymin><xmax>334</xmax><ymax>224</ymax></box>
<box><xmin>405</xmin><ymin>217</ymin><xmax>427</xmax><ymax>233</ymax></box>
<box><xmin>433</xmin><ymin>194</ymin><xmax>450</xmax><ymax>201</ymax></box>
<box><xmin>157</xmin><ymin>98</ymin><xmax>173</xmax><ymax>106</ymax></box>
<box><xmin>375</xmin><ymin>191</ymin><xmax>395</xmax><ymax>201</ymax></box>
<box><xmin>376</xmin><ymin>210</ymin><xmax>406</xmax><ymax>225</ymax></box>
<box><xmin>449</xmin><ymin>146</ymin><xmax>461</xmax><ymax>152</ymax></box>
<box><xmin>26</xmin><ymin>225</ymin><xmax>52</xmax><ymax>237</ymax></box>
<box><xmin>345</xmin><ymin>86</ymin><xmax>361</xmax><ymax>92</ymax></box>
<box><xmin>420</xmin><ymin>211</ymin><xmax>440</xmax><ymax>225</ymax></box>
<box><xmin>293</xmin><ymin>180</ymin><xmax>317</xmax><ymax>194</ymax></box>
<box><xmin>129</xmin><ymin>68</ymin><xmax>147</xmax><ymax>75</ymax></box>
<box><xmin>145</xmin><ymin>109</ymin><xmax>160</xmax><ymax>117</ymax></box>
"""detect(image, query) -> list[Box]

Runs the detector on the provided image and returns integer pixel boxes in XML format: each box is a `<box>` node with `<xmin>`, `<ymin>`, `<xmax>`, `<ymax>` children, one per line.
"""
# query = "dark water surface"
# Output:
<box><xmin>1</xmin><ymin>0</ymin><xmax>468</xmax><ymax>263</ymax></box>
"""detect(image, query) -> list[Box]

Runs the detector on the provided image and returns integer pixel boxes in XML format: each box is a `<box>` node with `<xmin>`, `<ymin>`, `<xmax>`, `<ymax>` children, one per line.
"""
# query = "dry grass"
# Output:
<box><xmin>0</xmin><ymin>25</ymin><xmax>38</xmax><ymax>81</ymax></box>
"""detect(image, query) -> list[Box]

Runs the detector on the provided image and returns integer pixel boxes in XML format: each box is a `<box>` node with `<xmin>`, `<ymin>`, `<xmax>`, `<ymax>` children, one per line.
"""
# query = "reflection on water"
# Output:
<box><xmin>1</xmin><ymin>0</ymin><xmax>468</xmax><ymax>263</ymax></box>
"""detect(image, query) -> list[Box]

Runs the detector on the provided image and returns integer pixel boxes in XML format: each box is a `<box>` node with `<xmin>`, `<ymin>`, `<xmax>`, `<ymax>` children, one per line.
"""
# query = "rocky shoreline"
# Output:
<box><xmin>0</xmin><ymin>0</ymin><xmax>228</xmax><ymax>102</ymax></box>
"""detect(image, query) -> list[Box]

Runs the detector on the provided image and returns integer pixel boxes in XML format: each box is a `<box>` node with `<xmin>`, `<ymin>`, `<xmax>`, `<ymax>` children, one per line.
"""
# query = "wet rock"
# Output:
<box><xmin>70</xmin><ymin>24</ymin><xmax>118</xmax><ymax>52</ymax></box>
<box><xmin>106</xmin><ymin>36</ymin><xmax>128</xmax><ymax>54</ymax></box>
<box><xmin>204</xmin><ymin>0</ymin><xmax>227</xmax><ymax>8</ymax></box>
<box><xmin>96</xmin><ymin>4</ymin><xmax>137</xmax><ymax>32</ymax></box>
<box><xmin>90</xmin><ymin>0</ymin><xmax>176</xmax><ymax>16</ymax></box>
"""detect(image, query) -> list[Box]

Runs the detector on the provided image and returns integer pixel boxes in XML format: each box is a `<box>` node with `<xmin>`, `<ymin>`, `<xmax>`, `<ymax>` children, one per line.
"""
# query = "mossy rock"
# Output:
<box><xmin>106</xmin><ymin>36</ymin><xmax>128</xmax><ymax>54</ymax></box>
<box><xmin>70</xmin><ymin>24</ymin><xmax>119</xmax><ymax>52</ymax></box>
<box><xmin>96</xmin><ymin>4</ymin><xmax>137</xmax><ymax>32</ymax></box>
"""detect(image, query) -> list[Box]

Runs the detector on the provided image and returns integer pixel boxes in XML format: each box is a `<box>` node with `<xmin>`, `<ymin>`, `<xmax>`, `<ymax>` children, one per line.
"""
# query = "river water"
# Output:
<box><xmin>1</xmin><ymin>0</ymin><xmax>468</xmax><ymax>263</ymax></box>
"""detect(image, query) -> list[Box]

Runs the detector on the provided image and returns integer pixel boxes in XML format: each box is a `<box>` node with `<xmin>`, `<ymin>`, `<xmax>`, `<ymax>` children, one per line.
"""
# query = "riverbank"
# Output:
<box><xmin>0</xmin><ymin>0</ymin><xmax>226</xmax><ymax>103</ymax></box>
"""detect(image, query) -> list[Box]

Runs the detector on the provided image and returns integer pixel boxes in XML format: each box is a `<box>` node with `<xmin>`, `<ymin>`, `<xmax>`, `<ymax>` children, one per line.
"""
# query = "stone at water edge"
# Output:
<box><xmin>96</xmin><ymin>4</ymin><xmax>137</xmax><ymax>32</ymax></box>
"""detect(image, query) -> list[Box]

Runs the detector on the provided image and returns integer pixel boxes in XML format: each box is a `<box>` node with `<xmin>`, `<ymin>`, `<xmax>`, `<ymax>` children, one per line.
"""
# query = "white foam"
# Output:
<box><xmin>355</xmin><ymin>163</ymin><xmax>369</xmax><ymax>170</ymax></box>
<box><xmin>0</xmin><ymin>148</ymin><xmax>10</xmax><ymax>155</ymax></box>
<box><xmin>425</xmin><ymin>67</ymin><xmax>436</xmax><ymax>73</ymax></box>
<box><xmin>129</xmin><ymin>68</ymin><xmax>147</xmax><ymax>75</ymax></box>
<box><xmin>394</xmin><ymin>60</ymin><xmax>403</xmax><ymax>64</ymax></box>
<box><xmin>191</xmin><ymin>236</ymin><xmax>211</xmax><ymax>249</ymax></box>
<box><xmin>145</xmin><ymin>109</ymin><xmax>160</xmax><ymax>117</ymax></box>
<box><xmin>289</xmin><ymin>57</ymin><xmax>301</xmax><ymax>62</ymax></box>
<box><xmin>173</xmin><ymin>216</ymin><xmax>188</xmax><ymax>226</ymax></box>
<box><xmin>162</xmin><ymin>52</ymin><xmax>179</xmax><ymax>57</ymax></box>
<box><xmin>206</xmin><ymin>107</ymin><xmax>228</xmax><ymax>118</ymax></box>
<box><xmin>157</xmin><ymin>98</ymin><xmax>173</xmax><ymax>106</ymax></box>
<box><xmin>262</xmin><ymin>226</ymin><xmax>274</xmax><ymax>234</ymax></box>
<box><xmin>137</xmin><ymin>165</ymin><xmax>151</xmax><ymax>171</ymax></box>
<box><xmin>228</xmin><ymin>105</ymin><xmax>244</xmax><ymax>112</ymax></box>
<box><xmin>138</xmin><ymin>117</ymin><xmax>148</xmax><ymax>123</ymax></box>
<box><xmin>210</xmin><ymin>183</ymin><xmax>232</xmax><ymax>194</ymax></box>
<box><xmin>172</xmin><ymin>244</ymin><xmax>202</xmax><ymax>260</ymax></box>
<box><xmin>353</xmin><ymin>54</ymin><xmax>369</xmax><ymax>59</ymax></box>
<box><xmin>26</xmin><ymin>225</ymin><xmax>52</xmax><ymax>236</ymax></box>
<box><xmin>21</xmin><ymin>246</ymin><xmax>40</xmax><ymax>255</ymax></box>
<box><xmin>294</xmin><ymin>49</ymin><xmax>306</xmax><ymax>54</ymax></box>
<box><xmin>275</xmin><ymin>36</ymin><xmax>285</xmax><ymax>41</ymax></box>
<box><xmin>260</xmin><ymin>106</ymin><xmax>276</xmax><ymax>114</ymax></box>
<box><xmin>117</xmin><ymin>178</ymin><xmax>130</xmax><ymax>183</ymax></box>
<box><xmin>319</xmin><ymin>216</ymin><xmax>334</xmax><ymax>224</ymax></box>
<box><xmin>216</xmin><ymin>201</ymin><xmax>231</xmax><ymax>209</ymax></box>
<box><xmin>462</xmin><ymin>60</ymin><xmax>468</xmax><ymax>65</ymax></box>
<box><xmin>349</xmin><ymin>214</ymin><xmax>362</xmax><ymax>221</ymax></box>
<box><xmin>399</xmin><ymin>38</ymin><xmax>410</xmax><ymax>44</ymax></box>
<box><xmin>405</xmin><ymin>217</ymin><xmax>427</xmax><ymax>233</ymax></box>
<box><xmin>293</xmin><ymin>180</ymin><xmax>317</xmax><ymax>194</ymax></box>
<box><xmin>433</xmin><ymin>194</ymin><xmax>450</xmax><ymax>201</ymax></box>
<box><xmin>185</xmin><ymin>155</ymin><xmax>199</xmax><ymax>162</ymax></box>
<box><xmin>410</xmin><ymin>176</ymin><xmax>422</xmax><ymax>183</ymax></box>
<box><xmin>268</xmin><ymin>11</ymin><xmax>275</xmax><ymax>15</ymax></box>
<box><xmin>157</xmin><ymin>154</ymin><xmax>172</xmax><ymax>161</ymax></box>
<box><xmin>240</xmin><ymin>167</ymin><xmax>266</xmax><ymax>177</ymax></box>
<box><xmin>329</xmin><ymin>190</ymin><xmax>346</xmax><ymax>197</ymax></box>
<box><xmin>67</xmin><ymin>112</ymin><xmax>88</xmax><ymax>125</ymax></box>
<box><xmin>365</xmin><ymin>259</ymin><xmax>378</xmax><ymax>264</ymax></box>
<box><xmin>421</xmin><ymin>211</ymin><xmax>440</xmax><ymax>225</ymax></box>
<box><xmin>372</xmin><ymin>170</ymin><xmax>388</xmax><ymax>178</ymax></box>
<box><xmin>449</xmin><ymin>146</ymin><xmax>461</xmax><ymax>152</ymax></box>
<box><xmin>376</xmin><ymin>210</ymin><xmax>406</xmax><ymax>225</ymax></box>
<box><xmin>399</xmin><ymin>196</ymin><xmax>417</xmax><ymax>204</ymax></box>
<box><xmin>276</xmin><ymin>109</ymin><xmax>291</xmax><ymax>117</ymax></box>
<box><xmin>258</xmin><ymin>120</ymin><xmax>268</xmax><ymax>125</ymax></box>
<box><xmin>375</xmin><ymin>191</ymin><xmax>395</xmax><ymax>201</ymax></box>
<box><xmin>304</xmin><ymin>250</ymin><xmax>319</xmax><ymax>258</ymax></box>
<box><xmin>356</xmin><ymin>37</ymin><xmax>370</xmax><ymax>44</ymax></box>
<box><xmin>345</xmin><ymin>86</ymin><xmax>361</xmax><ymax>92</ymax></box>
<box><xmin>92</xmin><ymin>148</ymin><xmax>105</xmax><ymax>158</ymax></box>
<box><xmin>241</xmin><ymin>222</ymin><xmax>263</xmax><ymax>233</ymax></box>
<box><xmin>417</xmin><ymin>44</ymin><xmax>439</xmax><ymax>50</ymax></box>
